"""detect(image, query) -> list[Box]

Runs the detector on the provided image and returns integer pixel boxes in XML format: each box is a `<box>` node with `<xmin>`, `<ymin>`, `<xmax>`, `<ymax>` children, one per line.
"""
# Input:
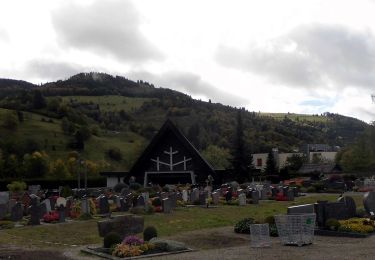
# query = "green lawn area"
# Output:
<box><xmin>260</xmin><ymin>112</ymin><xmax>329</xmax><ymax>122</ymax></box>
<box><xmin>0</xmin><ymin>194</ymin><xmax>363</xmax><ymax>249</ymax></box>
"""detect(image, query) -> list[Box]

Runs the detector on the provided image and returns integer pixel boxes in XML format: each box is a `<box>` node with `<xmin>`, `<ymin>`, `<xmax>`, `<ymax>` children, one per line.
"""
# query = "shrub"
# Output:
<box><xmin>338</xmin><ymin>218</ymin><xmax>375</xmax><ymax>233</ymax></box>
<box><xmin>264</xmin><ymin>216</ymin><xmax>275</xmax><ymax>225</ymax></box>
<box><xmin>130</xmin><ymin>182</ymin><xmax>142</xmax><ymax>191</ymax></box>
<box><xmin>143</xmin><ymin>226</ymin><xmax>158</xmax><ymax>241</ymax></box>
<box><xmin>152</xmin><ymin>197</ymin><xmax>162</xmax><ymax>207</ymax></box>
<box><xmin>113</xmin><ymin>183</ymin><xmax>129</xmax><ymax>193</ymax></box>
<box><xmin>60</xmin><ymin>186</ymin><xmax>73</xmax><ymax>197</ymax></box>
<box><xmin>0</xmin><ymin>220</ymin><xmax>15</xmax><ymax>229</ymax></box>
<box><xmin>234</xmin><ymin>218</ymin><xmax>256</xmax><ymax>234</ymax></box>
<box><xmin>269</xmin><ymin>224</ymin><xmax>278</xmax><ymax>237</ymax></box>
<box><xmin>306</xmin><ymin>186</ymin><xmax>316</xmax><ymax>193</ymax></box>
<box><xmin>356</xmin><ymin>208</ymin><xmax>367</xmax><ymax>218</ymax></box>
<box><xmin>145</xmin><ymin>204</ymin><xmax>155</xmax><ymax>215</ymax></box>
<box><xmin>7</xmin><ymin>181</ymin><xmax>27</xmax><ymax>192</ymax></box>
<box><xmin>325</xmin><ymin>218</ymin><xmax>340</xmax><ymax>231</ymax></box>
<box><xmin>104</xmin><ymin>232</ymin><xmax>122</xmax><ymax>248</ymax></box>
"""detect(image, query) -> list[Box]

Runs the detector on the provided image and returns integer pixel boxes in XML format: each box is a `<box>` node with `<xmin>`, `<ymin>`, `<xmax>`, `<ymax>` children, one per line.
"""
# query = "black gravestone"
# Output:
<box><xmin>338</xmin><ymin>196</ymin><xmax>356</xmax><ymax>218</ymax></box>
<box><xmin>11</xmin><ymin>202</ymin><xmax>23</xmax><ymax>222</ymax></box>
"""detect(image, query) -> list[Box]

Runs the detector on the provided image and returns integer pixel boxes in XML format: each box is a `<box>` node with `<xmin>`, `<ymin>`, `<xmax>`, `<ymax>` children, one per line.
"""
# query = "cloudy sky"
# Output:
<box><xmin>1</xmin><ymin>0</ymin><xmax>375</xmax><ymax>122</ymax></box>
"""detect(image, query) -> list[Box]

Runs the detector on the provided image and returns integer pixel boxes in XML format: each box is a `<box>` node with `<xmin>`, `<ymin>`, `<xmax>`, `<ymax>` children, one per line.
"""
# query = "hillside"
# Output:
<box><xmin>0</xmin><ymin>72</ymin><xmax>369</xmax><ymax>176</ymax></box>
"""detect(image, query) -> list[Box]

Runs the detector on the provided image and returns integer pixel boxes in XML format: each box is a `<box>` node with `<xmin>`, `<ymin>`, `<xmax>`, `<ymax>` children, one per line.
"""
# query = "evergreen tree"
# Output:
<box><xmin>265</xmin><ymin>151</ymin><xmax>277</xmax><ymax>175</ymax></box>
<box><xmin>231</xmin><ymin>109</ymin><xmax>253</xmax><ymax>182</ymax></box>
<box><xmin>32</xmin><ymin>90</ymin><xmax>46</xmax><ymax>109</ymax></box>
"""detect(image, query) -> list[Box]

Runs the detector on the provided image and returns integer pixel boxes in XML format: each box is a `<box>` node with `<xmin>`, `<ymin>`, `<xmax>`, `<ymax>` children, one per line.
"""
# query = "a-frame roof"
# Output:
<box><xmin>129</xmin><ymin>119</ymin><xmax>215</xmax><ymax>175</ymax></box>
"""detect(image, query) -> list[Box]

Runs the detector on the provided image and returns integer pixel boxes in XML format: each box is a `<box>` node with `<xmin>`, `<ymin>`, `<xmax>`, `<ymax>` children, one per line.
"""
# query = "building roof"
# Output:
<box><xmin>298</xmin><ymin>163</ymin><xmax>342</xmax><ymax>175</ymax></box>
<box><xmin>129</xmin><ymin>119</ymin><xmax>215</xmax><ymax>176</ymax></box>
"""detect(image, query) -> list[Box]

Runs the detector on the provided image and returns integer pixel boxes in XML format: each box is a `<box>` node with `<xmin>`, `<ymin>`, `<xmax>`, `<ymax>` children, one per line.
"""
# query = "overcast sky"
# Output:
<box><xmin>1</xmin><ymin>0</ymin><xmax>375</xmax><ymax>122</ymax></box>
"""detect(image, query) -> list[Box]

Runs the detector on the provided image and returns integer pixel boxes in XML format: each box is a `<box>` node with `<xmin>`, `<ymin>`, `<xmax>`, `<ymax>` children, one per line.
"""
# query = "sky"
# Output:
<box><xmin>0</xmin><ymin>0</ymin><xmax>375</xmax><ymax>122</ymax></box>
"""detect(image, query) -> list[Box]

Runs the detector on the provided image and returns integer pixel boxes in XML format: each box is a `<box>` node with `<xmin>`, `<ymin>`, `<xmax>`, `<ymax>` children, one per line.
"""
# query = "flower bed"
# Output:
<box><xmin>316</xmin><ymin>218</ymin><xmax>375</xmax><ymax>238</ymax></box>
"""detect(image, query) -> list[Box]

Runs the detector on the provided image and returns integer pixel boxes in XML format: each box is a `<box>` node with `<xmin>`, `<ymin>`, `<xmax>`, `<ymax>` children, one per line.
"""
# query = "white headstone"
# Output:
<box><xmin>182</xmin><ymin>190</ymin><xmax>188</xmax><ymax>202</ymax></box>
<box><xmin>56</xmin><ymin>197</ymin><xmax>67</xmax><ymax>207</ymax></box>
<box><xmin>0</xmin><ymin>192</ymin><xmax>9</xmax><ymax>204</ymax></box>
<box><xmin>238</xmin><ymin>193</ymin><xmax>246</xmax><ymax>206</ymax></box>
<box><xmin>41</xmin><ymin>199</ymin><xmax>51</xmax><ymax>212</ymax></box>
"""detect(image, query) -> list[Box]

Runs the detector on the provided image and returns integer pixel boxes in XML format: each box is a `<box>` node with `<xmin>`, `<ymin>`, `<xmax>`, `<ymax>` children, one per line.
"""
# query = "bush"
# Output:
<box><xmin>234</xmin><ymin>218</ymin><xmax>256</xmax><ymax>234</ymax></box>
<box><xmin>0</xmin><ymin>220</ymin><xmax>15</xmax><ymax>229</ymax></box>
<box><xmin>325</xmin><ymin>218</ymin><xmax>340</xmax><ymax>231</ymax></box>
<box><xmin>306</xmin><ymin>186</ymin><xmax>316</xmax><ymax>193</ymax></box>
<box><xmin>145</xmin><ymin>204</ymin><xmax>155</xmax><ymax>215</ymax></box>
<box><xmin>269</xmin><ymin>224</ymin><xmax>278</xmax><ymax>237</ymax></box>
<box><xmin>152</xmin><ymin>197</ymin><xmax>162</xmax><ymax>207</ymax></box>
<box><xmin>113</xmin><ymin>183</ymin><xmax>129</xmax><ymax>193</ymax></box>
<box><xmin>60</xmin><ymin>186</ymin><xmax>73</xmax><ymax>197</ymax></box>
<box><xmin>130</xmin><ymin>207</ymin><xmax>145</xmax><ymax>215</ymax></box>
<box><xmin>264</xmin><ymin>216</ymin><xmax>275</xmax><ymax>225</ymax></box>
<box><xmin>130</xmin><ymin>182</ymin><xmax>142</xmax><ymax>191</ymax></box>
<box><xmin>7</xmin><ymin>181</ymin><xmax>27</xmax><ymax>192</ymax></box>
<box><xmin>143</xmin><ymin>226</ymin><xmax>158</xmax><ymax>241</ymax></box>
<box><xmin>356</xmin><ymin>208</ymin><xmax>367</xmax><ymax>218</ymax></box>
<box><xmin>103</xmin><ymin>232</ymin><xmax>122</xmax><ymax>248</ymax></box>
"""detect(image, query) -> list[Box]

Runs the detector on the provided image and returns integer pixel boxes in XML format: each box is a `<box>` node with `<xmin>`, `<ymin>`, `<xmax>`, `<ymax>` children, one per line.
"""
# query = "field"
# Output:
<box><xmin>0</xmin><ymin>194</ymin><xmax>362</xmax><ymax>249</ymax></box>
<box><xmin>260</xmin><ymin>112</ymin><xmax>330</xmax><ymax>122</ymax></box>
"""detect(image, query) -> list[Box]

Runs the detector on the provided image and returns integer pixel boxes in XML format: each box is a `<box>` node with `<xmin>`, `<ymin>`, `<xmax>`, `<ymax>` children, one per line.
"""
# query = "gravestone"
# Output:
<box><xmin>190</xmin><ymin>188</ymin><xmax>199</xmax><ymax>203</ymax></box>
<box><xmin>237</xmin><ymin>189</ymin><xmax>244</xmax><ymax>195</ymax></box>
<box><xmin>98</xmin><ymin>195</ymin><xmax>110</xmax><ymax>214</ymax></box>
<box><xmin>315</xmin><ymin>201</ymin><xmax>349</xmax><ymax>227</ymax></box>
<box><xmin>169</xmin><ymin>192</ymin><xmax>177</xmax><ymax>208</ymax></box>
<box><xmin>29</xmin><ymin>199</ymin><xmax>41</xmax><ymax>225</ymax></box>
<box><xmin>160</xmin><ymin>192</ymin><xmax>169</xmax><ymax>200</ymax></box>
<box><xmin>0</xmin><ymin>192</ymin><xmax>9</xmax><ymax>204</ymax></box>
<box><xmin>338</xmin><ymin>196</ymin><xmax>356</xmax><ymax>218</ymax></box>
<box><xmin>225</xmin><ymin>190</ymin><xmax>233</xmax><ymax>202</ymax></box>
<box><xmin>136</xmin><ymin>195</ymin><xmax>145</xmax><ymax>208</ymax></box>
<box><xmin>21</xmin><ymin>193</ymin><xmax>31</xmax><ymax>215</ymax></box>
<box><xmin>252</xmin><ymin>190</ymin><xmax>259</xmax><ymax>204</ymax></box>
<box><xmin>65</xmin><ymin>198</ymin><xmax>73</xmax><ymax>217</ymax></box>
<box><xmin>292</xmin><ymin>187</ymin><xmax>299</xmax><ymax>197</ymax></box>
<box><xmin>113</xmin><ymin>195</ymin><xmax>121</xmax><ymax>209</ymax></box>
<box><xmin>120</xmin><ymin>188</ymin><xmax>131</xmax><ymax>197</ymax></box>
<box><xmin>271</xmin><ymin>187</ymin><xmax>277</xmax><ymax>197</ymax></box>
<box><xmin>56</xmin><ymin>197</ymin><xmax>67</xmax><ymax>207</ymax></box>
<box><xmin>287</xmin><ymin>190</ymin><xmax>295</xmax><ymax>201</ymax></box>
<box><xmin>28</xmin><ymin>185</ymin><xmax>41</xmax><ymax>195</ymax></box>
<box><xmin>57</xmin><ymin>204</ymin><xmax>66</xmax><ymax>222</ymax></box>
<box><xmin>282</xmin><ymin>187</ymin><xmax>289</xmax><ymax>197</ymax></box>
<box><xmin>8</xmin><ymin>199</ymin><xmax>16</xmax><ymax>213</ymax></box>
<box><xmin>260</xmin><ymin>189</ymin><xmax>267</xmax><ymax>200</ymax></box>
<box><xmin>49</xmin><ymin>197</ymin><xmax>57</xmax><ymax>210</ymax></box>
<box><xmin>176</xmin><ymin>192</ymin><xmax>183</xmax><ymax>202</ymax></box>
<box><xmin>211</xmin><ymin>192</ymin><xmax>219</xmax><ymax>205</ymax></box>
<box><xmin>162</xmin><ymin>198</ymin><xmax>171</xmax><ymax>213</ymax></box>
<box><xmin>119</xmin><ymin>197</ymin><xmax>129</xmax><ymax>212</ymax></box>
<box><xmin>363</xmin><ymin>192</ymin><xmax>375</xmax><ymax>215</ymax></box>
<box><xmin>199</xmin><ymin>192</ymin><xmax>207</xmax><ymax>206</ymax></box>
<box><xmin>238</xmin><ymin>193</ymin><xmax>246</xmax><ymax>206</ymax></box>
<box><xmin>287</xmin><ymin>204</ymin><xmax>315</xmax><ymax>214</ymax></box>
<box><xmin>11</xmin><ymin>202</ymin><xmax>23</xmax><ymax>222</ymax></box>
<box><xmin>81</xmin><ymin>198</ymin><xmax>91</xmax><ymax>215</ymax></box>
<box><xmin>0</xmin><ymin>204</ymin><xmax>7</xmax><ymax>220</ymax></box>
<box><xmin>41</xmin><ymin>199</ymin><xmax>52</xmax><ymax>213</ymax></box>
<box><xmin>97</xmin><ymin>215</ymin><xmax>144</xmax><ymax>238</ymax></box>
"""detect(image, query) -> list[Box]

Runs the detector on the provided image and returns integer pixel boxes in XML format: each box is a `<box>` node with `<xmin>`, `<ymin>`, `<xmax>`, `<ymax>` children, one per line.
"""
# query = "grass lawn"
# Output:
<box><xmin>0</xmin><ymin>194</ymin><xmax>363</xmax><ymax>249</ymax></box>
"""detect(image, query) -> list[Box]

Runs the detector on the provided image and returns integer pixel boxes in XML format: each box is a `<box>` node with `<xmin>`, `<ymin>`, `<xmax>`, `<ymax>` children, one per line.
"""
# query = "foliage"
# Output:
<box><xmin>103</xmin><ymin>232</ymin><xmax>122</xmax><ymax>248</ymax></box>
<box><xmin>338</xmin><ymin>218</ymin><xmax>375</xmax><ymax>234</ymax></box>
<box><xmin>60</xmin><ymin>186</ymin><xmax>73</xmax><ymax>197</ymax></box>
<box><xmin>78</xmin><ymin>213</ymin><xmax>93</xmax><ymax>221</ymax></box>
<box><xmin>23</xmin><ymin>151</ymin><xmax>49</xmax><ymax>178</ymax></box>
<box><xmin>113</xmin><ymin>182</ymin><xmax>129</xmax><ymax>193</ymax></box>
<box><xmin>7</xmin><ymin>181</ymin><xmax>27</xmax><ymax>192</ymax></box>
<box><xmin>234</xmin><ymin>217</ymin><xmax>256</xmax><ymax>234</ymax></box>
<box><xmin>130</xmin><ymin>182</ymin><xmax>142</xmax><ymax>191</ymax></box>
<box><xmin>123</xmin><ymin>235</ymin><xmax>144</xmax><ymax>246</ymax></box>
<box><xmin>264</xmin><ymin>150</ymin><xmax>277</xmax><ymax>175</ymax></box>
<box><xmin>264</xmin><ymin>215</ymin><xmax>275</xmax><ymax>225</ymax></box>
<box><xmin>152</xmin><ymin>197</ymin><xmax>162</xmax><ymax>207</ymax></box>
<box><xmin>325</xmin><ymin>218</ymin><xmax>340</xmax><ymax>231</ymax></box>
<box><xmin>1</xmin><ymin>111</ymin><xmax>18</xmax><ymax>130</ymax></box>
<box><xmin>269</xmin><ymin>224</ymin><xmax>278</xmax><ymax>237</ymax></box>
<box><xmin>143</xmin><ymin>226</ymin><xmax>158</xmax><ymax>241</ymax></box>
<box><xmin>0</xmin><ymin>220</ymin><xmax>14</xmax><ymax>229</ymax></box>
<box><xmin>49</xmin><ymin>159</ymin><xmax>69</xmax><ymax>179</ymax></box>
<box><xmin>201</xmin><ymin>145</ymin><xmax>231</xmax><ymax>170</ymax></box>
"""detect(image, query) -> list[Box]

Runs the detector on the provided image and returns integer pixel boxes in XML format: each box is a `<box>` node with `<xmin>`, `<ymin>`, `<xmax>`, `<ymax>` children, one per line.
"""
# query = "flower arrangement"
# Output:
<box><xmin>338</xmin><ymin>218</ymin><xmax>375</xmax><ymax>234</ymax></box>
<box><xmin>111</xmin><ymin>235</ymin><xmax>156</xmax><ymax>258</ymax></box>
<box><xmin>43</xmin><ymin>211</ymin><xmax>59</xmax><ymax>222</ymax></box>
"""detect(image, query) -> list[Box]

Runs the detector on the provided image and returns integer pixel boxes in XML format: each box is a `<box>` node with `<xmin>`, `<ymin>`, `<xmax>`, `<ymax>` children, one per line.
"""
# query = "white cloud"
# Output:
<box><xmin>51</xmin><ymin>0</ymin><xmax>164</xmax><ymax>63</ymax></box>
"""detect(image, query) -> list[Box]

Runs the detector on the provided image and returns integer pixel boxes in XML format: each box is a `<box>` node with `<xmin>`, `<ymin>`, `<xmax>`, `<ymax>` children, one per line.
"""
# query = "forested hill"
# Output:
<box><xmin>0</xmin><ymin>72</ymin><xmax>369</xmax><ymax>173</ymax></box>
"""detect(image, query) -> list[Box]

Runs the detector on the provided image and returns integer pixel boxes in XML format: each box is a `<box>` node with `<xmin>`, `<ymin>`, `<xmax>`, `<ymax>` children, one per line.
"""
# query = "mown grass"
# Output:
<box><xmin>0</xmin><ymin>194</ymin><xmax>362</xmax><ymax>249</ymax></box>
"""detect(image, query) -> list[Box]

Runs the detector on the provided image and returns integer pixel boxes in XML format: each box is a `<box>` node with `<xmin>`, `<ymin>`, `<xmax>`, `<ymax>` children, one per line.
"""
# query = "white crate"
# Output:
<box><xmin>250</xmin><ymin>223</ymin><xmax>271</xmax><ymax>247</ymax></box>
<box><xmin>275</xmin><ymin>213</ymin><xmax>316</xmax><ymax>246</ymax></box>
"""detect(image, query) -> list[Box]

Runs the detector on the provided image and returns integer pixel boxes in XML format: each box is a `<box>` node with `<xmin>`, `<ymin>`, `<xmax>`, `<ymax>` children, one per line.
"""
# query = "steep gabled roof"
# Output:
<box><xmin>129</xmin><ymin>119</ymin><xmax>215</xmax><ymax>175</ymax></box>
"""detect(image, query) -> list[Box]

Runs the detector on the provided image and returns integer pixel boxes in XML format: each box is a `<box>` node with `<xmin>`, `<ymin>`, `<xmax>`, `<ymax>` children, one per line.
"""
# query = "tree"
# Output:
<box><xmin>285</xmin><ymin>154</ymin><xmax>307</xmax><ymax>172</ymax></box>
<box><xmin>264</xmin><ymin>151</ymin><xmax>277</xmax><ymax>175</ymax></box>
<box><xmin>50</xmin><ymin>159</ymin><xmax>69</xmax><ymax>179</ymax></box>
<box><xmin>231</xmin><ymin>110</ymin><xmax>253</xmax><ymax>182</ymax></box>
<box><xmin>32</xmin><ymin>90</ymin><xmax>46</xmax><ymax>109</ymax></box>
<box><xmin>74</xmin><ymin>130</ymin><xmax>85</xmax><ymax>151</ymax></box>
<box><xmin>202</xmin><ymin>145</ymin><xmax>231</xmax><ymax>169</ymax></box>
<box><xmin>23</xmin><ymin>151</ymin><xmax>49</xmax><ymax>178</ymax></box>
<box><xmin>2</xmin><ymin>112</ymin><xmax>18</xmax><ymax>131</ymax></box>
